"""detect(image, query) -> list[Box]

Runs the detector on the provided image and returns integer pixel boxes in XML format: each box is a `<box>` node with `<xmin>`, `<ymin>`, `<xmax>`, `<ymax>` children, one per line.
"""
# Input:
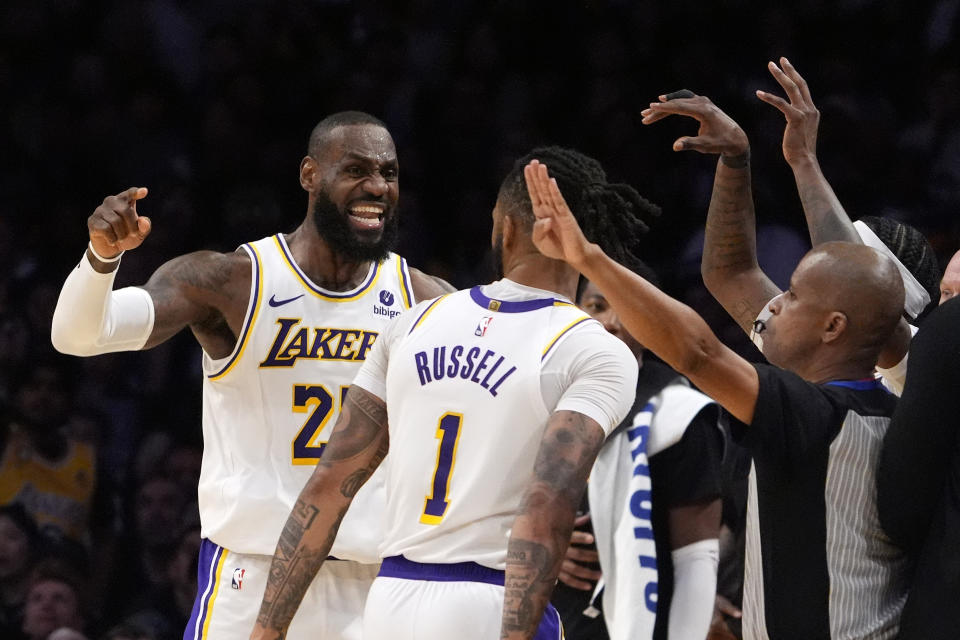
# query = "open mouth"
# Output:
<box><xmin>348</xmin><ymin>204</ymin><xmax>386</xmax><ymax>230</ymax></box>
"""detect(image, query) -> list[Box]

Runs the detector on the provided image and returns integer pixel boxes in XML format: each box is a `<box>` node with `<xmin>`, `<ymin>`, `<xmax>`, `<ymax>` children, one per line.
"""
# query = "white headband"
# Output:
<box><xmin>853</xmin><ymin>220</ymin><xmax>931</xmax><ymax>319</ymax></box>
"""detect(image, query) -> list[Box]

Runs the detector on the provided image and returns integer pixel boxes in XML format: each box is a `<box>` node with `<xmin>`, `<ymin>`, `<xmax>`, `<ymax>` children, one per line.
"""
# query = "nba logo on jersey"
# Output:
<box><xmin>231</xmin><ymin>568</ymin><xmax>245</xmax><ymax>590</ymax></box>
<box><xmin>475</xmin><ymin>316</ymin><xmax>493</xmax><ymax>337</ymax></box>
<box><xmin>380</xmin><ymin>290</ymin><xmax>395</xmax><ymax>306</ymax></box>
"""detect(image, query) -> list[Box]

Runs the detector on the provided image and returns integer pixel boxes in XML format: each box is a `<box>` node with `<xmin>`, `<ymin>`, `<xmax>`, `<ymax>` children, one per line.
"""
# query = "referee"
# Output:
<box><xmin>524</xmin><ymin>157</ymin><xmax>911</xmax><ymax>639</ymax></box>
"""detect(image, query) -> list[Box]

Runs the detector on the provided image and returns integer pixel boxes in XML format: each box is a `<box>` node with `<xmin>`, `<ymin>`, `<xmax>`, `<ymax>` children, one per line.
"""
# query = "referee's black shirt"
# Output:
<box><xmin>730</xmin><ymin>364</ymin><xmax>909</xmax><ymax>639</ymax></box>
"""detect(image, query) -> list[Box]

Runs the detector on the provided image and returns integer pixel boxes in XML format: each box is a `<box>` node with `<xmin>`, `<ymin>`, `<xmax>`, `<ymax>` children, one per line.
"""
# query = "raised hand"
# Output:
<box><xmin>756</xmin><ymin>57</ymin><xmax>819</xmax><ymax>167</ymax></box>
<box><xmin>88</xmin><ymin>187</ymin><xmax>152</xmax><ymax>258</ymax></box>
<box><xmin>523</xmin><ymin>160</ymin><xmax>594</xmax><ymax>268</ymax></box>
<box><xmin>641</xmin><ymin>92</ymin><xmax>749</xmax><ymax>158</ymax></box>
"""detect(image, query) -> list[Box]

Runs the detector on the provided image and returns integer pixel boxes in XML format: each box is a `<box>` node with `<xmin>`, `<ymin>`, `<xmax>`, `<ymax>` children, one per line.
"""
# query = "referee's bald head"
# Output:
<box><xmin>763</xmin><ymin>242</ymin><xmax>903</xmax><ymax>378</ymax></box>
<box><xmin>807</xmin><ymin>242</ymin><xmax>902</xmax><ymax>352</ymax></box>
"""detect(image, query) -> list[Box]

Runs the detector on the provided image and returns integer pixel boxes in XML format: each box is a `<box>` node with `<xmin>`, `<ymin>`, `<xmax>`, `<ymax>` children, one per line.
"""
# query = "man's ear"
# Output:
<box><xmin>822</xmin><ymin>311</ymin><xmax>848</xmax><ymax>344</ymax></box>
<box><xmin>300</xmin><ymin>156</ymin><xmax>316</xmax><ymax>191</ymax></box>
<box><xmin>502</xmin><ymin>214</ymin><xmax>517</xmax><ymax>250</ymax></box>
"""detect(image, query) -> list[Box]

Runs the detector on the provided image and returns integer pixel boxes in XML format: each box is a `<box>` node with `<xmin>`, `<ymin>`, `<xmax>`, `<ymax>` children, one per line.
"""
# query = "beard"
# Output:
<box><xmin>311</xmin><ymin>189</ymin><xmax>399</xmax><ymax>263</ymax></box>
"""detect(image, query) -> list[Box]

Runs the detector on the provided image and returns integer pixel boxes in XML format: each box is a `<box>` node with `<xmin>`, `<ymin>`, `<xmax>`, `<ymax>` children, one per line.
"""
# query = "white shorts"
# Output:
<box><xmin>363</xmin><ymin>556</ymin><xmax>563</xmax><ymax>640</ymax></box>
<box><xmin>185</xmin><ymin>538</ymin><xmax>380</xmax><ymax>640</ymax></box>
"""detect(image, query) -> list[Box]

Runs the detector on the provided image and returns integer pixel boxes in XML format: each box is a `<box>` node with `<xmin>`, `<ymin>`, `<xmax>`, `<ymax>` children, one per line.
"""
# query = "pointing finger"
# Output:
<box><xmin>117</xmin><ymin>186</ymin><xmax>148</xmax><ymax>203</ymax></box>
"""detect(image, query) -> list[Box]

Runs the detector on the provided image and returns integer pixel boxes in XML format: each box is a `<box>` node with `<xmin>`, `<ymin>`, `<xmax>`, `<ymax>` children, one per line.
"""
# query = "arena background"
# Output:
<box><xmin>0</xmin><ymin>1</ymin><xmax>957</xmax><ymax>637</ymax></box>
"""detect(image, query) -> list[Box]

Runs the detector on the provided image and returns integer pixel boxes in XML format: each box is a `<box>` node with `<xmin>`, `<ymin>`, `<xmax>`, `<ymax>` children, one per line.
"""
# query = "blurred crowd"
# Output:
<box><xmin>0</xmin><ymin>0</ymin><xmax>957</xmax><ymax>638</ymax></box>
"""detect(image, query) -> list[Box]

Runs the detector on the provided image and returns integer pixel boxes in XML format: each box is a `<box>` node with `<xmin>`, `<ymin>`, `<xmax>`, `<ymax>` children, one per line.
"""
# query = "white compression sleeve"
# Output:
<box><xmin>51</xmin><ymin>252</ymin><xmax>155</xmax><ymax>356</ymax></box>
<box><xmin>668</xmin><ymin>538</ymin><xmax>719</xmax><ymax>640</ymax></box>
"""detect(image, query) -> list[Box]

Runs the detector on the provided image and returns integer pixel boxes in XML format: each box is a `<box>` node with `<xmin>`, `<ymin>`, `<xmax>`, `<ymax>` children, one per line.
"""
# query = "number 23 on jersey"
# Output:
<box><xmin>291</xmin><ymin>383</ymin><xmax>349</xmax><ymax>465</ymax></box>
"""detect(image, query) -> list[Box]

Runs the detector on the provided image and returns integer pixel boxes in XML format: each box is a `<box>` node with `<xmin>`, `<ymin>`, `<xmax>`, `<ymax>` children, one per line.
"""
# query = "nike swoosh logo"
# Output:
<box><xmin>268</xmin><ymin>294</ymin><xmax>305</xmax><ymax>307</ymax></box>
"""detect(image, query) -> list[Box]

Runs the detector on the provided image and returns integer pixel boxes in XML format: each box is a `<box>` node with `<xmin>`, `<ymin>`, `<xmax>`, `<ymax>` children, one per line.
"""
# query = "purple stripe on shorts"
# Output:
<box><xmin>183</xmin><ymin>539</ymin><xmax>223</xmax><ymax>640</ymax></box>
<box><xmin>378</xmin><ymin>556</ymin><xmax>564</xmax><ymax>638</ymax></box>
<box><xmin>379</xmin><ymin>555</ymin><xmax>505</xmax><ymax>586</ymax></box>
<box><xmin>534</xmin><ymin>603</ymin><xmax>563</xmax><ymax>640</ymax></box>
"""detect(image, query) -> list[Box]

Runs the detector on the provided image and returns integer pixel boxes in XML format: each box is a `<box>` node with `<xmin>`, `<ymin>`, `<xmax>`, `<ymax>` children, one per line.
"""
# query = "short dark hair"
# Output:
<box><xmin>858</xmin><ymin>215</ymin><xmax>940</xmax><ymax>318</ymax></box>
<box><xmin>497</xmin><ymin>146</ymin><xmax>659</xmax><ymax>276</ymax></box>
<box><xmin>307</xmin><ymin>111</ymin><xmax>389</xmax><ymax>158</ymax></box>
<box><xmin>28</xmin><ymin>558</ymin><xmax>89</xmax><ymax>615</ymax></box>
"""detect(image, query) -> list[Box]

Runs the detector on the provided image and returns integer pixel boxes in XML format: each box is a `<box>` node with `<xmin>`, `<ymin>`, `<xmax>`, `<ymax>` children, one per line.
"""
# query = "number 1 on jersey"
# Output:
<box><xmin>420</xmin><ymin>413</ymin><xmax>463</xmax><ymax>525</ymax></box>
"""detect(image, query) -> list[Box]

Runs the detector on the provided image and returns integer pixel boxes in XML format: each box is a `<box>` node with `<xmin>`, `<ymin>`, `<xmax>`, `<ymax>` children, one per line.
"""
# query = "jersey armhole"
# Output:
<box><xmin>204</xmin><ymin>243</ymin><xmax>263</xmax><ymax>380</ymax></box>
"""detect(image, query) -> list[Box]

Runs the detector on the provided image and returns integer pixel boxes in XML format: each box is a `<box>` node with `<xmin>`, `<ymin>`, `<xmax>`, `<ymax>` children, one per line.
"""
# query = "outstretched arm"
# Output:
<box><xmin>501</xmin><ymin>411</ymin><xmax>605</xmax><ymax>640</ymax></box>
<box><xmin>252</xmin><ymin>386</ymin><xmax>389</xmax><ymax>640</ymax></box>
<box><xmin>758</xmin><ymin>57</ymin><xmax>910</xmax><ymax>367</ymax></box>
<box><xmin>757</xmin><ymin>57</ymin><xmax>860</xmax><ymax>246</ymax></box>
<box><xmin>641</xmin><ymin>95</ymin><xmax>780</xmax><ymax>334</ymax></box>
<box><xmin>524</xmin><ymin>161</ymin><xmax>759</xmax><ymax>424</ymax></box>
<box><xmin>51</xmin><ymin>187</ymin><xmax>250</xmax><ymax>359</ymax></box>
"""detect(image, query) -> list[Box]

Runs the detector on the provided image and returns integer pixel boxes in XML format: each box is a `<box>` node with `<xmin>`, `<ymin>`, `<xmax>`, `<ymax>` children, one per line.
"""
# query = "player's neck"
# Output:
<box><xmin>502</xmin><ymin>251</ymin><xmax>579</xmax><ymax>302</ymax></box>
<box><xmin>284</xmin><ymin>225</ymin><xmax>374</xmax><ymax>292</ymax></box>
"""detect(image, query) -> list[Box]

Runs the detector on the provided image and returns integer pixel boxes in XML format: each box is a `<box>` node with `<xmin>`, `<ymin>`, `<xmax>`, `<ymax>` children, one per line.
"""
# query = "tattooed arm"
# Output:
<box><xmin>140</xmin><ymin>250</ymin><xmax>252</xmax><ymax>356</ymax></box>
<box><xmin>501</xmin><ymin>411</ymin><xmax>606</xmax><ymax>640</ymax></box>
<box><xmin>51</xmin><ymin>187</ymin><xmax>252</xmax><ymax>360</ymax></box>
<box><xmin>251</xmin><ymin>387</ymin><xmax>389</xmax><ymax>640</ymax></box>
<box><xmin>641</xmin><ymin>94</ymin><xmax>781</xmax><ymax>335</ymax></box>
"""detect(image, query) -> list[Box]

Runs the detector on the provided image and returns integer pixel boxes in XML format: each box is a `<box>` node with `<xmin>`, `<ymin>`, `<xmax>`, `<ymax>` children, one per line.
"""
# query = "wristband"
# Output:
<box><xmin>88</xmin><ymin>242</ymin><xmax>123</xmax><ymax>263</ymax></box>
<box><xmin>720</xmin><ymin>150</ymin><xmax>750</xmax><ymax>169</ymax></box>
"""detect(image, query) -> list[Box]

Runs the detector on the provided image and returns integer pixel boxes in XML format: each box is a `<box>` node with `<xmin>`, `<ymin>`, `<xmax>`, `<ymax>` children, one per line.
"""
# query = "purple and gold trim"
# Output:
<box><xmin>184</xmin><ymin>539</ymin><xmax>228</xmax><ymax>640</ymax></box>
<box><xmin>274</xmin><ymin>235</ymin><xmax>382</xmax><ymax>302</ymax></box>
<box><xmin>469</xmin><ymin>286</ymin><xmax>560</xmax><ymax>313</ymax></box>
<box><xmin>541</xmin><ymin>316</ymin><xmax>594</xmax><ymax>361</ymax></box>
<box><xmin>208</xmin><ymin>243</ymin><xmax>263</xmax><ymax>380</ymax></box>
<box><xmin>407</xmin><ymin>294</ymin><xmax>450</xmax><ymax>335</ymax></box>
<box><xmin>397</xmin><ymin>256</ymin><xmax>414</xmax><ymax>308</ymax></box>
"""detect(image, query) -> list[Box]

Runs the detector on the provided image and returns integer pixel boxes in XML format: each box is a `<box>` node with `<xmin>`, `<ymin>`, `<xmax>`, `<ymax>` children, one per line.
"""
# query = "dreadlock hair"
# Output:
<box><xmin>308</xmin><ymin>111</ymin><xmax>389</xmax><ymax>158</ymax></box>
<box><xmin>497</xmin><ymin>146</ymin><xmax>660</xmax><ymax>276</ymax></box>
<box><xmin>858</xmin><ymin>216</ymin><xmax>940</xmax><ymax>318</ymax></box>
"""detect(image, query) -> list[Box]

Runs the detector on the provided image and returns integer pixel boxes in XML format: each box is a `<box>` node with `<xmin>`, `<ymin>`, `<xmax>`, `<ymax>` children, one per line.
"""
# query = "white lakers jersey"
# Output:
<box><xmin>352</xmin><ymin>279</ymin><xmax>638</xmax><ymax>570</ymax></box>
<box><xmin>198</xmin><ymin>234</ymin><xmax>416</xmax><ymax>559</ymax></box>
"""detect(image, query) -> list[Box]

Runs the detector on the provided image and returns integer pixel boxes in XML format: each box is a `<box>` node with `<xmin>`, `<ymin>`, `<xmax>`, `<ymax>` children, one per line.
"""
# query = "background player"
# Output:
<box><xmin>552</xmin><ymin>275</ymin><xmax>723</xmax><ymax>640</ymax></box>
<box><xmin>50</xmin><ymin>111</ymin><xmax>452</xmax><ymax>639</ymax></box>
<box><xmin>249</xmin><ymin>146</ymin><xmax>659</xmax><ymax>640</ymax></box>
